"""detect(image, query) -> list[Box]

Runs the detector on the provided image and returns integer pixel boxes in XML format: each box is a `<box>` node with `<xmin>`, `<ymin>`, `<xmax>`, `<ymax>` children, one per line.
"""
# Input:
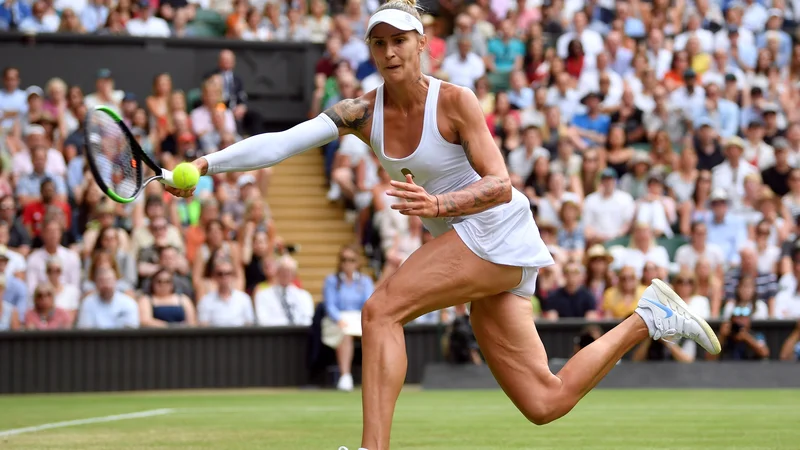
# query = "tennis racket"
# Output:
<box><xmin>84</xmin><ymin>105</ymin><xmax>176</xmax><ymax>204</ymax></box>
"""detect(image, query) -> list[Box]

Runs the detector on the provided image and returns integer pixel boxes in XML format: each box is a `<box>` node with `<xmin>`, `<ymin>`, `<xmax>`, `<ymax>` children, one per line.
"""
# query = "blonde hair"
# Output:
<box><xmin>375</xmin><ymin>0</ymin><xmax>421</xmax><ymax>18</ymax></box>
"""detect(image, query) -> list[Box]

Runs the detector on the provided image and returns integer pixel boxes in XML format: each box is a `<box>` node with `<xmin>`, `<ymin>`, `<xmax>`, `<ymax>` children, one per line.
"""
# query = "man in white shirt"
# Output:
<box><xmin>84</xmin><ymin>69</ymin><xmax>124</xmax><ymax>112</ymax></box>
<box><xmin>0</xmin><ymin>67</ymin><xmax>27</xmax><ymax>131</ymax></box>
<box><xmin>440</xmin><ymin>37</ymin><xmax>486</xmax><ymax>91</ymax></box>
<box><xmin>26</xmin><ymin>219</ymin><xmax>81</xmax><ymax>293</ymax></box>
<box><xmin>674</xmin><ymin>15</ymin><xmax>715</xmax><ymax>53</ymax></box>
<box><xmin>583</xmin><ymin>168</ymin><xmax>636</xmax><ymax>242</ymax></box>
<box><xmin>773</xmin><ymin>288</ymin><xmax>800</xmax><ymax>319</ymax></box>
<box><xmin>556</xmin><ymin>11</ymin><xmax>604</xmax><ymax>61</ymax></box>
<box><xmin>254</xmin><ymin>256</ymin><xmax>314</xmax><ymax>326</ymax></box>
<box><xmin>743</xmin><ymin>119</ymin><xmax>775</xmax><ymax>170</ymax></box>
<box><xmin>126</xmin><ymin>0</ymin><xmax>170</xmax><ymax>37</ymax></box>
<box><xmin>712</xmin><ymin>136</ymin><xmax>759</xmax><ymax>207</ymax></box>
<box><xmin>674</xmin><ymin>221</ymin><xmax>726</xmax><ymax>276</ymax></box>
<box><xmin>77</xmin><ymin>267</ymin><xmax>139</xmax><ymax>329</ymax></box>
<box><xmin>18</xmin><ymin>0</ymin><xmax>59</xmax><ymax>33</ymax></box>
<box><xmin>197</xmin><ymin>260</ymin><xmax>255</xmax><ymax>327</ymax></box>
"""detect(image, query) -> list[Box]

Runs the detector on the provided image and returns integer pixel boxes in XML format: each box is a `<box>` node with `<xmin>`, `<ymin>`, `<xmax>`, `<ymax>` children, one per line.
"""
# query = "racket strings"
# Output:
<box><xmin>86</xmin><ymin>111</ymin><xmax>141</xmax><ymax>199</ymax></box>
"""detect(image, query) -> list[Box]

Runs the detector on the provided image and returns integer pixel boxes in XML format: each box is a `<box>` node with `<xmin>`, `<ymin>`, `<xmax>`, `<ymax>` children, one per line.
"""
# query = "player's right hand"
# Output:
<box><xmin>164</xmin><ymin>185</ymin><xmax>196</xmax><ymax>198</ymax></box>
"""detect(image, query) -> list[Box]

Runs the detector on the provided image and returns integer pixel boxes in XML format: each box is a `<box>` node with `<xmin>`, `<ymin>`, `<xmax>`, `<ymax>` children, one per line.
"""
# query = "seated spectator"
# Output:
<box><xmin>678</xmin><ymin>170</ymin><xmax>713</xmax><ymax>237</ymax></box>
<box><xmin>675</xmin><ymin>221</ymin><xmax>726</xmax><ymax>275</ymax></box>
<box><xmin>705</xmin><ymin>188</ymin><xmax>748</xmax><ymax>266</ymax></box>
<box><xmin>18</xmin><ymin>0</ymin><xmax>58</xmax><ymax>33</ymax></box>
<box><xmin>779</xmin><ymin>320</ymin><xmax>800</xmax><ymax>361</ymax></box>
<box><xmin>583</xmin><ymin>168</ymin><xmax>635</xmax><ymax>244</ymax></box>
<box><xmin>190</xmin><ymin>78</ymin><xmax>236</xmax><ymax>139</ymax></box>
<box><xmin>440</xmin><ymin>36</ymin><xmax>486</xmax><ymax>90</ymax></box>
<box><xmin>14</xmin><ymin>132</ymin><xmax>67</xmax><ymax>205</ymax></box>
<box><xmin>84</xmin><ymin>69</ymin><xmax>124</xmax><ymax>112</ymax></box>
<box><xmin>23</xmin><ymin>283</ymin><xmax>71</xmax><ymax>330</ymax></box>
<box><xmin>83</xmin><ymin>250</ymin><xmax>136</xmax><ymax>298</ymax></box>
<box><xmin>22</xmin><ymin>178</ymin><xmax>71</xmax><ymax>240</ymax></box>
<box><xmin>329</xmin><ymin>135</ymin><xmax>379</xmax><ymax>215</ymax></box>
<box><xmin>26</xmin><ymin>219</ymin><xmax>80</xmax><ymax>293</ymax></box>
<box><xmin>612</xmin><ymin>222</ymin><xmax>670</xmax><ymax>280</ymax></box>
<box><xmin>603</xmin><ymin>265</ymin><xmax>646</xmax><ymax>319</ymax></box>
<box><xmin>584</xmin><ymin>245</ymin><xmax>614</xmax><ymax>312</ymax></box>
<box><xmin>0</xmin><ymin>275</ymin><xmax>18</xmax><ymax>331</ymax></box>
<box><xmin>506</xmin><ymin>70</ymin><xmax>533</xmax><ymax>110</ymax></box>
<box><xmin>192</xmin><ymin>219</ymin><xmax>243</xmax><ymax>297</ymax></box>
<box><xmin>0</xmin><ymin>226</ymin><xmax>27</xmax><ymax>279</ymax></box>
<box><xmin>695</xmin><ymin>257</ymin><xmax>725</xmax><ymax>318</ymax></box>
<box><xmin>712</xmin><ymin>298</ymin><xmax>770</xmax><ymax>361</ymax></box>
<box><xmin>485</xmin><ymin>19</ymin><xmax>525</xmax><ymax>91</ymax></box>
<box><xmin>57</xmin><ymin>7</ymin><xmax>85</xmax><ymax>33</ymax></box>
<box><xmin>130</xmin><ymin>196</ymin><xmax>184</xmax><ymax>256</ymax></box>
<box><xmin>80</xmin><ymin>201</ymin><xmax>130</xmax><ymax>259</ymax></box>
<box><xmin>752</xmin><ymin>221</ymin><xmax>781</xmax><ymax>274</ymax></box>
<box><xmin>138</xmin><ymin>268</ymin><xmax>196</xmax><ymax>328</ymax></box>
<box><xmin>306</xmin><ymin>0</ymin><xmax>331</xmax><ymax>44</ymax></box>
<box><xmin>556</xmin><ymin>200</ymin><xmax>584</xmax><ymax>261</ymax></box>
<box><xmin>92</xmin><ymin>226</ymin><xmax>137</xmax><ymax>288</ymax></box>
<box><xmin>666</xmin><ymin>147</ymin><xmax>699</xmax><ymax>204</ymax></box>
<box><xmin>571</xmin><ymin>92</ymin><xmax>611</xmax><ymax>149</ymax></box>
<box><xmin>712</xmin><ymin>137</ymin><xmax>758</xmax><ymax>206</ymax></box>
<box><xmin>762</xmin><ymin>138</ymin><xmax>792</xmax><ymax>197</ymax></box>
<box><xmin>634</xmin><ymin>173</ymin><xmax>677</xmax><ymax>238</ymax></box>
<box><xmin>443</xmin><ymin>303</ymin><xmax>482</xmax><ymax>365</ymax></box>
<box><xmin>197</xmin><ymin>258</ymin><xmax>255</xmax><ymax>327</ymax></box>
<box><xmin>723</xmin><ymin>246</ymin><xmax>777</xmax><ymax>314</ymax></box>
<box><xmin>254</xmin><ymin>256</ymin><xmax>314</xmax><ymax>327</ymax></box>
<box><xmin>126</xmin><ymin>0</ymin><xmax>170</xmax><ymax>37</ymax></box>
<box><xmin>44</xmin><ymin>256</ymin><xmax>79</xmax><ymax>325</ymax></box>
<box><xmin>77</xmin><ymin>267</ymin><xmax>139</xmax><ymax>329</ymax></box>
<box><xmin>323</xmin><ymin>245</ymin><xmax>373</xmax><ymax>392</ymax></box>
<box><xmin>81</xmin><ymin>0</ymin><xmax>109</xmax><ymax>33</ymax></box>
<box><xmin>721</xmin><ymin>274</ymin><xmax>770</xmax><ymax>320</ymax></box>
<box><xmin>140</xmin><ymin>245</ymin><xmax>193</xmax><ymax>299</ymax></box>
<box><xmin>618</xmin><ymin>152</ymin><xmax>651</xmax><ymax>201</ymax></box>
<box><xmin>541</xmin><ymin>262</ymin><xmax>598</xmax><ymax>320</ymax></box>
<box><xmin>534</xmin><ymin>172</ymin><xmax>580</xmax><ymax>227</ymax></box>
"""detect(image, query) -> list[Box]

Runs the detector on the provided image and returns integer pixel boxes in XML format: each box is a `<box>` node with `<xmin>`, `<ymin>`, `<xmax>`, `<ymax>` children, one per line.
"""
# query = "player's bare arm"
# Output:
<box><xmin>323</xmin><ymin>96</ymin><xmax>374</xmax><ymax>137</ymax></box>
<box><xmin>436</xmin><ymin>85</ymin><xmax>512</xmax><ymax>217</ymax></box>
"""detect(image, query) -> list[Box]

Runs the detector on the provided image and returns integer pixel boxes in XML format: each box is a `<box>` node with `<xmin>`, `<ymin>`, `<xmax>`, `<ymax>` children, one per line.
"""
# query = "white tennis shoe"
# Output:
<box><xmin>337</xmin><ymin>373</ymin><xmax>354</xmax><ymax>392</ymax></box>
<box><xmin>635</xmin><ymin>279</ymin><xmax>721</xmax><ymax>355</ymax></box>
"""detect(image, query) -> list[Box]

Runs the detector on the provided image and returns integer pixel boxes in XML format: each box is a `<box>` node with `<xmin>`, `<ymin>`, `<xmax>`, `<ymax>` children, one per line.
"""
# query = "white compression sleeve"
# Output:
<box><xmin>203</xmin><ymin>113</ymin><xmax>340</xmax><ymax>175</ymax></box>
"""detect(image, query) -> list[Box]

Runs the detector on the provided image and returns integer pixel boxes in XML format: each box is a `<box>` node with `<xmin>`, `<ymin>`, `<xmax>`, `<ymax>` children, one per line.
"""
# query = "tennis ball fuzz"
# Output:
<box><xmin>173</xmin><ymin>162</ymin><xmax>200</xmax><ymax>189</ymax></box>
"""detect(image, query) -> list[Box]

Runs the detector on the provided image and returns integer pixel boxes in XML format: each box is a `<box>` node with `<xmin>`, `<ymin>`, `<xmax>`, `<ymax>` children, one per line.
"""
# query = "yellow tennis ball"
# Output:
<box><xmin>173</xmin><ymin>162</ymin><xmax>200</xmax><ymax>190</ymax></box>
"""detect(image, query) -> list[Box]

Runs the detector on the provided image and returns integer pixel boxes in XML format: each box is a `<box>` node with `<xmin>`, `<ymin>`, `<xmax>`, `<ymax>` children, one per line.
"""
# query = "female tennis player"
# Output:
<box><xmin>166</xmin><ymin>1</ymin><xmax>720</xmax><ymax>448</ymax></box>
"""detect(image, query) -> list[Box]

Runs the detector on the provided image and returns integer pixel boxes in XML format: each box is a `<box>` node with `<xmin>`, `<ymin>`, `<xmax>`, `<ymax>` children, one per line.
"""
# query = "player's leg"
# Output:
<box><xmin>358</xmin><ymin>230</ymin><xmax>524</xmax><ymax>450</ymax></box>
<box><xmin>470</xmin><ymin>293</ymin><xmax>648</xmax><ymax>424</ymax></box>
<box><xmin>336</xmin><ymin>334</ymin><xmax>355</xmax><ymax>391</ymax></box>
<box><xmin>471</xmin><ymin>278</ymin><xmax>721</xmax><ymax>425</ymax></box>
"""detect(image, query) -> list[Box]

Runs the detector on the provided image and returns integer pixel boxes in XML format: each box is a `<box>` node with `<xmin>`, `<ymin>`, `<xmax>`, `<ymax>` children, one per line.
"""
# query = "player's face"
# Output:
<box><xmin>368</xmin><ymin>24</ymin><xmax>425</xmax><ymax>83</ymax></box>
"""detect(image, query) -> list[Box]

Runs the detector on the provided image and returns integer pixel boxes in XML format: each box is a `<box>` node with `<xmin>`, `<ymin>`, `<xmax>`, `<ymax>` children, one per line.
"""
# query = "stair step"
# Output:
<box><xmin>268</xmin><ymin>185</ymin><xmax>330</xmax><ymax>196</ymax></box>
<box><xmin>272</xmin><ymin>165</ymin><xmax>327</xmax><ymax>175</ymax></box>
<box><xmin>269</xmin><ymin>196</ymin><xmax>337</xmax><ymax>207</ymax></box>
<box><xmin>279</xmin><ymin>231</ymin><xmax>355</xmax><ymax>243</ymax></box>
<box><xmin>272</xmin><ymin>209</ymin><xmax>344</xmax><ymax>220</ymax></box>
<box><xmin>274</xmin><ymin>219</ymin><xmax>351</xmax><ymax>231</ymax></box>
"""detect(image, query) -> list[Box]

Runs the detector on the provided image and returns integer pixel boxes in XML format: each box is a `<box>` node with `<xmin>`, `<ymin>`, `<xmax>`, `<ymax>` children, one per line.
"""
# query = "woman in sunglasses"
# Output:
<box><xmin>713</xmin><ymin>279</ymin><xmax>770</xmax><ymax>361</ymax></box>
<box><xmin>138</xmin><ymin>268</ymin><xmax>197</xmax><ymax>328</ymax></box>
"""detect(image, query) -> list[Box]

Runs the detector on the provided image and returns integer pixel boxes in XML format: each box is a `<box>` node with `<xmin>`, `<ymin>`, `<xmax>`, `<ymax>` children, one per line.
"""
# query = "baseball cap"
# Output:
<box><xmin>694</xmin><ymin>117</ymin><xmax>714</xmax><ymax>130</ymax></box>
<box><xmin>772</xmin><ymin>137</ymin><xmax>790</xmax><ymax>150</ymax></box>
<box><xmin>26</xmin><ymin>85</ymin><xmax>44</xmax><ymax>98</ymax></box>
<box><xmin>710</xmin><ymin>188</ymin><xmax>729</xmax><ymax>202</ymax></box>
<box><xmin>725</xmin><ymin>136</ymin><xmax>745</xmax><ymax>149</ymax></box>
<box><xmin>97</xmin><ymin>68</ymin><xmax>113</xmax><ymax>79</ymax></box>
<box><xmin>237</xmin><ymin>174</ymin><xmax>257</xmax><ymax>188</ymax></box>
<box><xmin>122</xmin><ymin>92</ymin><xmax>137</xmax><ymax>102</ymax></box>
<box><xmin>600</xmin><ymin>167</ymin><xmax>618</xmax><ymax>180</ymax></box>
<box><xmin>724</xmin><ymin>73</ymin><xmax>737</xmax><ymax>82</ymax></box>
<box><xmin>683</xmin><ymin>68</ymin><xmax>697</xmax><ymax>79</ymax></box>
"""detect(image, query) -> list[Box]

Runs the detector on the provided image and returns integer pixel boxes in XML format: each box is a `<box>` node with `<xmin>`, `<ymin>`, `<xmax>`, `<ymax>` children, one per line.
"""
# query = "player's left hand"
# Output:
<box><xmin>387</xmin><ymin>174</ymin><xmax>439</xmax><ymax>217</ymax></box>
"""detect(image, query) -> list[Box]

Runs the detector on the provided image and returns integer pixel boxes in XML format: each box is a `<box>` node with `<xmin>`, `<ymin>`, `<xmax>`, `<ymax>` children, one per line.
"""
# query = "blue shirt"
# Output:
<box><xmin>694</xmin><ymin>99</ymin><xmax>740</xmax><ymax>139</ymax></box>
<box><xmin>0</xmin><ymin>1</ymin><xmax>31</xmax><ymax>31</ymax></box>
<box><xmin>571</xmin><ymin>113</ymin><xmax>611</xmax><ymax>145</ymax></box>
<box><xmin>16</xmin><ymin>172</ymin><xmax>67</xmax><ymax>198</ymax></box>
<box><xmin>755</xmin><ymin>31</ymin><xmax>792</xmax><ymax>68</ymax></box>
<box><xmin>624</xmin><ymin>18</ymin><xmax>646</xmax><ymax>39</ymax></box>
<box><xmin>705</xmin><ymin>214</ymin><xmax>748</xmax><ymax>265</ymax></box>
<box><xmin>76</xmin><ymin>291</ymin><xmax>139</xmax><ymax>329</ymax></box>
<box><xmin>507</xmin><ymin>87</ymin><xmax>534</xmax><ymax>110</ymax></box>
<box><xmin>323</xmin><ymin>273</ymin><xmax>373</xmax><ymax>322</ymax></box>
<box><xmin>487</xmin><ymin>38</ymin><xmax>525</xmax><ymax>73</ymax></box>
<box><xmin>3</xmin><ymin>275</ymin><xmax>28</xmax><ymax>321</ymax></box>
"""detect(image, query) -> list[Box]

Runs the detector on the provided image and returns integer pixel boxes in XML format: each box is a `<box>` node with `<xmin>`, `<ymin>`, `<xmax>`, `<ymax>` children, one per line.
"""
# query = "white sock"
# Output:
<box><xmin>634</xmin><ymin>306</ymin><xmax>656</xmax><ymax>339</ymax></box>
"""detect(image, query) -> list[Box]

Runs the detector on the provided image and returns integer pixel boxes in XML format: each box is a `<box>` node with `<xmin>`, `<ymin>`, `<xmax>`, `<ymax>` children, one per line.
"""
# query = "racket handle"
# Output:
<box><xmin>160</xmin><ymin>169</ymin><xmax>177</xmax><ymax>188</ymax></box>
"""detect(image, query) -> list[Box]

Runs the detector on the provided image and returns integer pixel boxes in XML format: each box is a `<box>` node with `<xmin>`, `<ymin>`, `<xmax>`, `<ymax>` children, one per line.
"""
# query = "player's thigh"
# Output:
<box><xmin>367</xmin><ymin>230</ymin><xmax>523</xmax><ymax>325</ymax></box>
<box><xmin>470</xmin><ymin>293</ymin><xmax>560</xmax><ymax>405</ymax></box>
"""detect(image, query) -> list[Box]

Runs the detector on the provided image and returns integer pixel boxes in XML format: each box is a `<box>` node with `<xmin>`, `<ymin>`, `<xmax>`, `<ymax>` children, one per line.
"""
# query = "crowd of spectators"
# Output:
<box><xmin>3</xmin><ymin>0</ymin><xmax>800</xmax><ymax>369</ymax></box>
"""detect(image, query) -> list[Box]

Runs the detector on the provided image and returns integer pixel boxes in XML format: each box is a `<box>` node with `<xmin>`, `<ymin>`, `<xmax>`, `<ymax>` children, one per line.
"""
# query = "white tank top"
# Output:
<box><xmin>370</xmin><ymin>77</ymin><xmax>480</xmax><ymax>237</ymax></box>
<box><xmin>369</xmin><ymin>77</ymin><xmax>553</xmax><ymax>269</ymax></box>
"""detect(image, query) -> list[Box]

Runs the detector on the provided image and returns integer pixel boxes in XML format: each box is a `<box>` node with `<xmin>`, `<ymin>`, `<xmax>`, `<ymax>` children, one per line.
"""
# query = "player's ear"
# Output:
<box><xmin>417</xmin><ymin>33</ymin><xmax>427</xmax><ymax>53</ymax></box>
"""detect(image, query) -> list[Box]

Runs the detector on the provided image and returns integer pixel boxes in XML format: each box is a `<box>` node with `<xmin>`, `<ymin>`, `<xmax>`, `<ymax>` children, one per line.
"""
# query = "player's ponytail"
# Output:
<box><xmin>374</xmin><ymin>0</ymin><xmax>422</xmax><ymax>20</ymax></box>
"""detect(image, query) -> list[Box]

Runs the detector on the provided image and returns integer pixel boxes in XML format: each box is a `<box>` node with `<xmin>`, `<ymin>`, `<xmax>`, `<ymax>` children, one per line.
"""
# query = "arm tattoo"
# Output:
<box><xmin>323</xmin><ymin>98</ymin><xmax>372</xmax><ymax>132</ymax></box>
<box><xmin>435</xmin><ymin>140</ymin><xmax>511</xmax><ymax>217</ymax></box>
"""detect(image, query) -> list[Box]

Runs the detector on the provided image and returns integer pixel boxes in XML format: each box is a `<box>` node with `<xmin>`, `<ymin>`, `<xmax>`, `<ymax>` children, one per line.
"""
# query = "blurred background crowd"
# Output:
<box><xmin>2</xmin><ymin>0</ymin><xmax>800</xmax><ymax>382</ymax></box>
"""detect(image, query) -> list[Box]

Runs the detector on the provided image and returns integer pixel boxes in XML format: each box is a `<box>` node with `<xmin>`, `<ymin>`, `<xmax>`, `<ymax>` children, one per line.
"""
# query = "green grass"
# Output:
<box><xmin>0</xmin><ymin>389</ymin><xmax>798</xmax><ymax>449</ymax></box>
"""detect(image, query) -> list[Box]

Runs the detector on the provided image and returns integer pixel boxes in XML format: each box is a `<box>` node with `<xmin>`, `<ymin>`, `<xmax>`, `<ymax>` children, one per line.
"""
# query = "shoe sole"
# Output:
<box><xmin>650</xmin><ymin>279</ymin><xmax>722</xmax><ymax>355</ymax></box>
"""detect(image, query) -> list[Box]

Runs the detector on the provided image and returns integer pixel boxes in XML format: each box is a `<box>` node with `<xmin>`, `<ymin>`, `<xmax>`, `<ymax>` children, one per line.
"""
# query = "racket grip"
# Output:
<box><xmin>160</xmin><ymin>169</ymin><xmax>177</xmax><ymax>188</ymax></box>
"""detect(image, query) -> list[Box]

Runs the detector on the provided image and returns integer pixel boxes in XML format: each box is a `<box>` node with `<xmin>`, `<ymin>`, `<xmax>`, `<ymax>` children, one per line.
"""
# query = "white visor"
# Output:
<box><xmin>366</xmin><ymin>9</ymin><xmax>424</xmax><ymax>39</ymax></box>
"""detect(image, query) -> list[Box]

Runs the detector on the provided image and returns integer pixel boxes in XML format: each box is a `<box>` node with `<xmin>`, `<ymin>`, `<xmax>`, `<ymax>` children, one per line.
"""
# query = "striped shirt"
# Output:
<box><xmin>723</xmin><ymin>269</ymin><xmax>778</xmax><ymax>302</ymax></box>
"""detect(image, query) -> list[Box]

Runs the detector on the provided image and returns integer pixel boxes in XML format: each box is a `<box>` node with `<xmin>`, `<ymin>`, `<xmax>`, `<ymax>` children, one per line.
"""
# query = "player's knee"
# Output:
<box><xmin>361</xmin><ymin>295</ymin><xmax>389</xmax><ymax>330</ymax></box>
<box><xmin>522</xmin><ymin>402</ymin><xmax>557</xmax><ymax>426</ymax></box>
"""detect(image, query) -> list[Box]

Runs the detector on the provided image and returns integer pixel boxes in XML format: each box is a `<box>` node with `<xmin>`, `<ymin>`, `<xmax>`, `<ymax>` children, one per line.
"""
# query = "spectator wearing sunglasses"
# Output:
<box><xmin>713</xmin><ymin>292</ymin><xmax>770</xmax><ymax>361</ymax></box>
<box><xmin>723</xmin><ymin>246</ymin><xmax>778</xmax><ymax>315</ymax></box>
<box><xmin>196</xmin><ymin>258</ymin><xmax>254</xmax><ymax>327</ymax></box>
<box><xmin>138</xmin><ymin>268</ymin><xmax>196</xmax><ymax>328</ymax></box>
<box><xmin>23</xmin><ymin>283</ymin><xmax>71</xmax><ymax>330</ymax></box>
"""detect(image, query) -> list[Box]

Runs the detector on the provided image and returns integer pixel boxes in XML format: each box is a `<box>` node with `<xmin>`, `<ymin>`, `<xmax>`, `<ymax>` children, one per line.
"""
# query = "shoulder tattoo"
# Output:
<box><xmin>323</xmin><ymin>98</ymin><xmax>372</xmax><ymax>131</ymax></box>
